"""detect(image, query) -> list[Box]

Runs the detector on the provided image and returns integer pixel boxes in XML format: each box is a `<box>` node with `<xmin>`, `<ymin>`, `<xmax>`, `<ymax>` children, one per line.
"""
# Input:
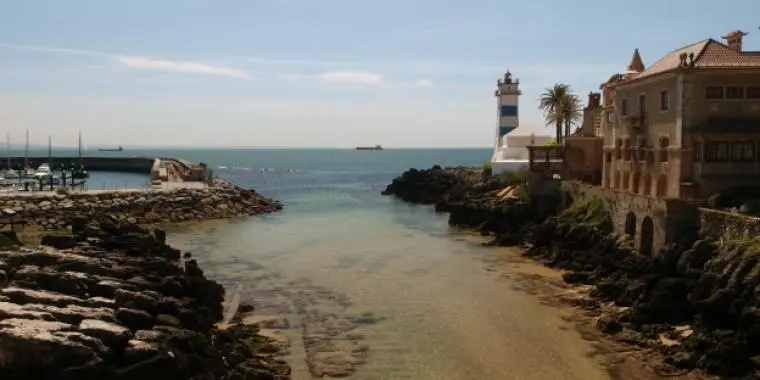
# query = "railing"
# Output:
<box><xmin>527</xmin><ymin>146</ymin><xmax>565</xmax><ymax>173</ymax></box>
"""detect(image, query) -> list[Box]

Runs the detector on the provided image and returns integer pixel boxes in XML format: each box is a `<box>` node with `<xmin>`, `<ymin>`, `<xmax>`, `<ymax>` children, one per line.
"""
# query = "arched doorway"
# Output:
<box><xmin>656</xmin><ymin>175</ymin><xmax>667</xmax><ymax>196</ymax></box>
<box><xmin>640</xmin><ymin>216</ymin><xmax>654</xmax><ymax>256</ymax></box>
<box><xmin>625</xmin><ymin>212</ymin><xmax>636</xmax><ymax>236</ymax></box>
<box><xmin>642</xmin><ymin>174</ymin><xmax>652</xmax><ymax>196</ymax></box>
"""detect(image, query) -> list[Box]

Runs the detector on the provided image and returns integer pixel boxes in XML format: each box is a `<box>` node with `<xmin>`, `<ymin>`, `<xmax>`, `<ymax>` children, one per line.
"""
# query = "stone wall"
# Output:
<box><xmin>698</xmin><ymin>208</ymin><xmax>760</xmax><ymax>242</ymax></box>
<box><xmin>563</xmin><ymin>181</ymin><xmax>668</xmax><ymax>255</ymax></box>
<box><xmin>0</xmin><ymin>181</ymin><xmax>282</xmax><ymax>231</ymax></box>
<box><xmin>564</xmin><ymin>180</ymin><xmax>760</xmax><ymax>253</ymax></box>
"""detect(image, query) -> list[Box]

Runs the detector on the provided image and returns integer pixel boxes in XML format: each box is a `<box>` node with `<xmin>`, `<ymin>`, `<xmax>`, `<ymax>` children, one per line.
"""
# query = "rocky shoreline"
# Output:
<box><xmin>4</xmin><ymin>179</ymin><xmax>282</xmax><ymax>231</ymax></box>
<box><xmin>0</xmin><ymin>216</ymin><xmax>290</xmax><ymax>379</ymax></box>
<box><xmin>383</xmin><ymin>166</ymin><xmax>760</xmax><ymax>379</ymax></box>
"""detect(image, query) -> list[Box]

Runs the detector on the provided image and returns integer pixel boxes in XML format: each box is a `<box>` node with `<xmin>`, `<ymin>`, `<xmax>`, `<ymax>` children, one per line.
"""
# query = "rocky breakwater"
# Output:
<box><xmin>382</xmin><ymin>166</ymin><xmax>562</xmax><ymax>245</ymax></box>
<box><xmin>525</xmin><ymin>196</ymin><xmax>760</xmax><ymax>378</ymax></box>
<box><xmin>0</xmin><ymin>217</ymin><xmax>290</xmax><ymax>379</ymax></box>
<box><xmin>6</xmin><ymin>180</ymin><xmax>282</xmax><ymax>231</ymax></box>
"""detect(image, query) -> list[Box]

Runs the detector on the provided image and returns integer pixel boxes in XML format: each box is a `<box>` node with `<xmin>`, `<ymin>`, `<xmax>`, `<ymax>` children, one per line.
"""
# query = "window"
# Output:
<box><xmin>704</xmin><ymin>141</ymin><xmax>729</xmax><ymax>162</ymax></box>
<box><xmin>660</xmin><ymin>90</ymin><xmax>669</xmax><ymax>111</ymax></box>
<box><xmin>731</xmin><ymin>142</ymin><xmax>755</xmax><ymax>161</ymax></box>
<box><xmin>607</xmin><ymin>111</ymin><xmax>615</xmax><ymax>123</ymax></box>
<box><xmin>620</xmin><ymin>98</ymin><xmax>628</xmax><ymax>116</ymax></box>
<box><xmin>726</xmin><ymin>86</ymin><xmax>744</xmax><ymax>99</ymax></box>
<box><xmin>747</xmin><ymin>87</ymin><xmax>760</xmax><ymax>99</ymax></box>
<box><xmin>706</xmin><ymin>87</ymin><xmax>724</xmax><ymax>99</ymax></box>
<box><xmin>499</xmin><ymin>105</ymin><xmax>518</xmax><ymax>117</ymax></box>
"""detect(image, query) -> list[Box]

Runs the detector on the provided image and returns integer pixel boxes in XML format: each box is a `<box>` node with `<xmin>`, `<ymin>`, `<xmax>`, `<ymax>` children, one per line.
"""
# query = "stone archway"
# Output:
<box><xmin>640</xmin><ymin>216</ymin><xmax>654</xmax><ymax>256</ymax></box>
<box><xmin>625</xmin><ymin>211</ymin><xmax>636</xmax><ymax>236</ymax></box>
<box><xmin>656</xmin><ymin>175</ymin><xmax>667</xmax><ymax>196</ymax></box>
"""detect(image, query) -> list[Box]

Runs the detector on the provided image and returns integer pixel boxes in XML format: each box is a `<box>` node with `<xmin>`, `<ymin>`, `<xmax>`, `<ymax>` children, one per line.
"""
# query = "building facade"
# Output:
<box><xmin>600</xmin><ymin>30</ymin><xmax>760</xmax><ymax>200</ymax></box>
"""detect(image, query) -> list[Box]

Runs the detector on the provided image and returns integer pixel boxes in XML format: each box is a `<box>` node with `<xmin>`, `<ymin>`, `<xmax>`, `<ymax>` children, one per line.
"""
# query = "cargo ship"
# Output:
<box><xmin>356</xmin><ymin>145</ymin><xmax>383</xmax><ymax>151</ymax></box>
<box><xmin>98</xmin><ymin>145</ymin><xmax>123</xmax><ymax>152</ymax></box>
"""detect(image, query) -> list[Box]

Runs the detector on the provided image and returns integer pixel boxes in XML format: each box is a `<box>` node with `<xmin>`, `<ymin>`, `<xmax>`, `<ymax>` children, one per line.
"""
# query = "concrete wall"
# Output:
<box><xmin>2</xmin><ymin>157</ymin><xmax>156</xmax><ymax>173</ymax></box>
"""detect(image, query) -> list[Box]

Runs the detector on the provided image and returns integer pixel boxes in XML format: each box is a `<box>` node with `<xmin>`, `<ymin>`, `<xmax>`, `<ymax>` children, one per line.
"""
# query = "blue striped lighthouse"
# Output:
<box><xmin>494</xmin><ymin>70</ymin><xmax>520</xmax><ymax>149</ymax></box>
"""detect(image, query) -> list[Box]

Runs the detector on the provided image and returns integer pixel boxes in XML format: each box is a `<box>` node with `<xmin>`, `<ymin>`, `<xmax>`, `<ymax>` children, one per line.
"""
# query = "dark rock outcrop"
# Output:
<box><xmin>382</xmin><ymin>167</ymin><xmax>561</xmax><ymax>246</ymax></box>
<box><xmin>0</xmin><ymin>217</ymin><xmax>290</xmax><ymax>380</ymax></box>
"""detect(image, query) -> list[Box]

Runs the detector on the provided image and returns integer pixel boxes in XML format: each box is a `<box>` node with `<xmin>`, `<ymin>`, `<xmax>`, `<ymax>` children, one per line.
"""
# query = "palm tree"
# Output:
<box><xmin>559</xmin><ymin>94</ymin><xmax>583</xmax><ymax>138</ymax></box>
<box><xmin>539</xmin><ymin>84</ymin><xmax>570</xmax><ymax>144</ymax></box>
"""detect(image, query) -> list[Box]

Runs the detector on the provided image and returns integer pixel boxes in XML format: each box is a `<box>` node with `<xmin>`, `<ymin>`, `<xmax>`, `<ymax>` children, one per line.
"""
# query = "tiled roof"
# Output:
<box><xmin>695</xmin><ymin>41</ymin><xmax>760</xmax><ymax>68</ymax></box>
<box><xmin>628</xmin><ymin>40</ymin><xmax>709</xmax><ymax>81</ymax></box>
<box><xmin>616</xmin><ymin>38</ymin><xmax>760</xmax><ymax>84</ymax></box>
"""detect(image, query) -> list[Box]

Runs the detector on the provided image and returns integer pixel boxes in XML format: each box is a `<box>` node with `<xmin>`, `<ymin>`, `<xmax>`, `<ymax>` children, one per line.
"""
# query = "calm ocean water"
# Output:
<box><xmin>23</xmin><ymin>147</ymin><xmax>610</xmax><ymax>379</ymax></box>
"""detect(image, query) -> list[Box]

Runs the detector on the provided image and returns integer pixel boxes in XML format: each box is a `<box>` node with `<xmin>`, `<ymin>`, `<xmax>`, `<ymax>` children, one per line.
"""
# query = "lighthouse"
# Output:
<box><xmin>490</xmin><ymin>69</ymin><xmax>551</xmax><ymax>173</ymax></box>
<box><xmin>494</xmin><ymin>70</ymin><xmax>520</xmax><ymax>149</ymax></box>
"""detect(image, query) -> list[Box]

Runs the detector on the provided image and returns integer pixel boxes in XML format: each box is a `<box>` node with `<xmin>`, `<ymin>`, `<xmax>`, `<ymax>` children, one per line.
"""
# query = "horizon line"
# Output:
<box><xmin>14</xmin><ymin>145</ymin><xmax>493</xmax><ymax>150</ymax></box>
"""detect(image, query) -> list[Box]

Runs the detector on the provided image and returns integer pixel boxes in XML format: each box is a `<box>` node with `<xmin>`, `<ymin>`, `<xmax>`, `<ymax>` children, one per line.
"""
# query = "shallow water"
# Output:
<box><xmin>168</xmin><ymin>198</ymin><xmax>611</xmax><ymax>380</ymax></box>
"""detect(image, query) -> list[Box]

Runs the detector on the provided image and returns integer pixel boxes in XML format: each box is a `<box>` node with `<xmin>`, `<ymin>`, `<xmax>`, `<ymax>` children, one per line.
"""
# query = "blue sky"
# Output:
<box><xmin>1</xmin><ymin>0</ymin><xmax>759</xmax><ymax>148</ymax></box>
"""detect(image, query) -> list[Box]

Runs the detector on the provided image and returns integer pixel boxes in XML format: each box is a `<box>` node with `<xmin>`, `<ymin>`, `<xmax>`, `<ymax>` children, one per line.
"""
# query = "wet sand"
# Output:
<box><xmin>164</xmin><ymin>202</ymin><xmax>625</xmax><ymax>380</ymax></box>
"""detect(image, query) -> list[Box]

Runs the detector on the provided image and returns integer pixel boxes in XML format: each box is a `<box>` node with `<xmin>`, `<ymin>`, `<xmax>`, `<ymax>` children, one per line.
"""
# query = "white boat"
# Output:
<box><xmin>33</xmin><ymin>163</ymin><xmax>52</xmax><ymax>178</ymax></box>
<box><xmin>3</xmin><ymin>170</ymin><xmax>18</xmax><ymax>179</ymax></box>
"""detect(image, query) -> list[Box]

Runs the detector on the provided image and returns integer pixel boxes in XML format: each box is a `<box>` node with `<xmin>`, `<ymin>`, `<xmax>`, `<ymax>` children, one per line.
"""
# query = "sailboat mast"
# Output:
<box><xmin>24</xmin><ymin>129</ymin><xmax>28</xmax><ymax>170</ymax></box>
<box><xmin>48</xmin><ymin>135</ymin><xmax>52</xmax><ymax>170</ymax></box>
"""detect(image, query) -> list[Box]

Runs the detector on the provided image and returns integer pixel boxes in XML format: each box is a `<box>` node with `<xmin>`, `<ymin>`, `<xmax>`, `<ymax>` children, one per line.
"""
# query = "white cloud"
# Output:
<box><xmin>413</xmin><ymin>79</ymin><xmax>434</xmax><ymax>87</ymax></box>
<box><xmin>319</xmin><ymin>71</ymin><xmax>383</xmax><ymax>85</ymax></box>
<box><xmin>0</xmin><ymin>43</ymin><xmax>109</xmax><ymax>58</ymax></box>
<box><xmin>116</xmin><ymin>56</ymin><xmax>249</xmax><ymax>79</ymax></box>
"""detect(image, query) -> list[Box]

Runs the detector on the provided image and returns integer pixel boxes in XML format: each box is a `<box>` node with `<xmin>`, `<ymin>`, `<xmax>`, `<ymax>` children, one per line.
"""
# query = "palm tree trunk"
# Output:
<box><xmin>555</xmin><ymin>122</ymin><xmax>562</xmax><ymax>145</ymax></box>
<box><xmin>564</xmin><ymin>120</ymin><xmax>571</xmax><ymax>138</ymax></box>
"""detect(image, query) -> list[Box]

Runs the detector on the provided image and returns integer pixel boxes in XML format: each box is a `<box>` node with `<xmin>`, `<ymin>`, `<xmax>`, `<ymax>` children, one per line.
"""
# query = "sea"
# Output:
<box><xmin>22</xmin><ymin>148</ymin><xmax>612</xmax><ymax>380</ymax></box>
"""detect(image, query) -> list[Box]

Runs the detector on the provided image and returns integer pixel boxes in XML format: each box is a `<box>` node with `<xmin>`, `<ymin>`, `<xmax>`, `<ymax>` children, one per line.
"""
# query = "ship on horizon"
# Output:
<box><xmin>98</xmin><ymin>145</ymin><xmax>123</xmax><ymax>152</ymax></box>
<box><xmin>356</xmin><ymin>145</ymin><xmax>383</xmax><ymax>151</ymax></box>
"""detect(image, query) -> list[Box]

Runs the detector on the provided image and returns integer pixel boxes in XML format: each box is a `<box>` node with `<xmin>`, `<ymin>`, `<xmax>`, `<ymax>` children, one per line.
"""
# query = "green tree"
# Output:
<box><xmin>559</xmin><ymin>94</ymin><xmax>583</xmax><ymax>138</ymax></box>
<box><xmin>539</xmin><ymin>83</ymin><xmax>570</xmax><ymax>144</ymax></box>
<box><xmin>538</xmin><ymin>83</ymin><xmax>582</xmax><ymax>144</ymax></box>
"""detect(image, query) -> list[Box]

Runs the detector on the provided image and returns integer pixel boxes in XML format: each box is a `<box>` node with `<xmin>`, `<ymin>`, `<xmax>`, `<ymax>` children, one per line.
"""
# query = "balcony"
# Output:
<box><xmin>527</xmin><ymin>146</ymin><xmax>565</xmax><ymax>174</ymax></box>
<box><xmin>621</xmin><ymin>111</ymin><xmax>648</xmax><ymax>132</ymax></box>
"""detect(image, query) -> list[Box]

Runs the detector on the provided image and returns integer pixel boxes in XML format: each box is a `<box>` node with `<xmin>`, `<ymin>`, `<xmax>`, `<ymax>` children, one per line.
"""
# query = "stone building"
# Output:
<box><xmin>562</xmin><ymin>92</ymin><xmax>605</xmax><ymax>184</ymax></box>
<box><xmin>600</xmin><ymin>30</ymin><xmax>760</xmax><ymax>200</ymax></box>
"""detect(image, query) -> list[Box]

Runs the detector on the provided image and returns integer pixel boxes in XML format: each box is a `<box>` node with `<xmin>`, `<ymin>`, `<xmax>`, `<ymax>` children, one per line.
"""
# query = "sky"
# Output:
<box><xmin>1</xmin><ymin>1</ymin><xmax>759</xmax><ymax>148</ymax></box>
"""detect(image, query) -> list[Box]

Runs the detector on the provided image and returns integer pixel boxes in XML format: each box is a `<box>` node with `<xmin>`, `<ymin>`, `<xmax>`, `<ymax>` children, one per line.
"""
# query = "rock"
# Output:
<box><xmin>0</xmin><ymin>218</ymin><xmax>290</xmax><ymax>378</ymax></box>
<box><xmin>596</xmin><ymin>314</ymin><xmax>623</xmax><ymax>334</ymax></box>
<box><xmin>79</xmin><ymin>319</ymin><xmax>132</xmax><ymax>349</ymax></box>
<box><xmin>116</xmin><ymin>308</ymin><xmax>154</xmax><ymax>331</ymax></box>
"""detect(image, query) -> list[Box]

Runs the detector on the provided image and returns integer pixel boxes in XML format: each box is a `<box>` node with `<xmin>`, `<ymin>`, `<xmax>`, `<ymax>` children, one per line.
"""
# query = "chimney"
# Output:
<box><xmin>722</xmin><ymin>30</ymin><xmax>748</xmax><ymax>52</ymax></box>
<box><xmin>587</xmin><ymin>92</ymin><xmax>601</xmax><ymax>108</ymax></box>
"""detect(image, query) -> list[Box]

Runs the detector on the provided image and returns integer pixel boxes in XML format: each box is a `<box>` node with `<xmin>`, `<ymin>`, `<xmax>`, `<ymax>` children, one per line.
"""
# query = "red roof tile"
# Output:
<box><xmin>614</xmin><ymin>38</ymin><xmax>760</xmax><ymax>85</ymax></box>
